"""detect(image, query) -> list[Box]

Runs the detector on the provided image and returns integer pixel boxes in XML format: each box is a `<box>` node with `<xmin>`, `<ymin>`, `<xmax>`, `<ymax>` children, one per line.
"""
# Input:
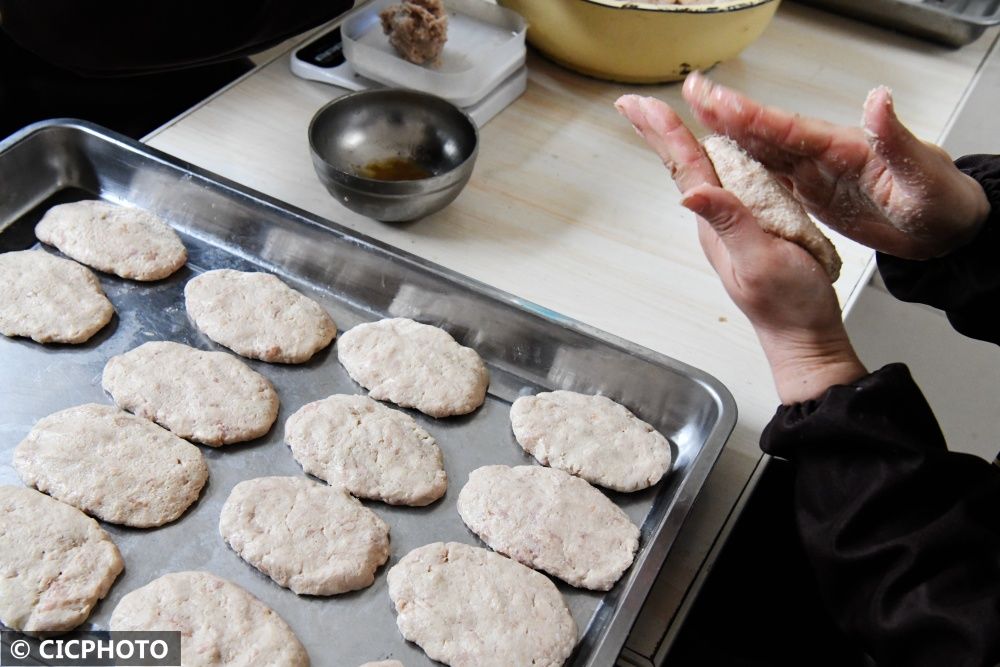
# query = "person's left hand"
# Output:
<box><xmin>680</xmin><ymin>72</ymin><xmax>988</xmax><ymax>261</ymax></box>
<box><xmin>615</xmin><ymin>94</ymin><xmax>866</xmax><ymax>404</ymax></box>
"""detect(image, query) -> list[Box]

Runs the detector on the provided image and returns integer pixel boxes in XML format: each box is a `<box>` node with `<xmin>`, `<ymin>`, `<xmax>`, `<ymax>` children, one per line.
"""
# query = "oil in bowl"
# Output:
<box><xmin>357</xmin><ymin>156</ymin><xmax>434</xmax><ymax>181</ymax></box>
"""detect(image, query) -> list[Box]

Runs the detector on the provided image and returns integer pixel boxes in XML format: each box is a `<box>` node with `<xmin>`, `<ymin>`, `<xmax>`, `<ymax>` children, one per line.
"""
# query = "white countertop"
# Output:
<box><xmin>144</xmin><ymin>3</ymin><xmax>998</xmax><ymax>662</ymax></box>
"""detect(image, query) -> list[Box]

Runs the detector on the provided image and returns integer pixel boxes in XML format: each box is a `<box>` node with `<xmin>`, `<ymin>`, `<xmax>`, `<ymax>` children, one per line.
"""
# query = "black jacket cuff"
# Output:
<box><xmin>876</xmin><ymin>155</ymin><xmax>1000</xmax><ymax>346</ymax></box>
<box><xmin>761</xmin><ymin>363</ymin><xmax>947</xmax><ymax>461</ymax></box>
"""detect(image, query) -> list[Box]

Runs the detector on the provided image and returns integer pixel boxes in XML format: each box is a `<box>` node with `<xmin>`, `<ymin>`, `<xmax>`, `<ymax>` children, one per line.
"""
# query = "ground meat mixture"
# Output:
<box><xmin>380</xmin><ymin>0</ymin><xmax>448</xmax><ymax>65</ymax></box>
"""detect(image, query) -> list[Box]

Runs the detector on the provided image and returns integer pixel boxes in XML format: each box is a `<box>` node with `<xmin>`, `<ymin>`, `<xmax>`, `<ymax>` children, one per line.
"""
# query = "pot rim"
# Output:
<box><xmin>577</xmin><ymin>0</ymin><xmax>776</xmax><ymax>13</ymax></box>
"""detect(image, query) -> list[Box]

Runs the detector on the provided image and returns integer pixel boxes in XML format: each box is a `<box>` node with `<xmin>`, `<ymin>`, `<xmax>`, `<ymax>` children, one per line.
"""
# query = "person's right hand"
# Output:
<box><xmin>616</xmin><ymin>94</ymin><xmax>867</xmax><ymax>404</ymax></box>
<box><xmin>683</xmin><ymin>72</ymin><xmax>990</xmax><ymax>260</ymax></box>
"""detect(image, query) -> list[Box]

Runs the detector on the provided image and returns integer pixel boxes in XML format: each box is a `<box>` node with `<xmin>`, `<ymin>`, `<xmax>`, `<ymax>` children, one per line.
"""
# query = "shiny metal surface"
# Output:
<box><xmin>792</xmin><ymin>0</ymin><xmax>1000</xmax><ymax>46</ymax></box>
<box><xmin>0</xmin><ymin>120</ymin><xmax>735</xmax><ymax>667</ymax></box>
<box><xmin>308</xmin><ymin>89</ymin><xmax>478</xmax><ymax>221</ymax></box>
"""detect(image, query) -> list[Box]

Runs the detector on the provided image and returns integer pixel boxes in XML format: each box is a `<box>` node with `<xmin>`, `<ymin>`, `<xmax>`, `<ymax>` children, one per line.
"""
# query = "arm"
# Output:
<box><xmin>681</xmin><ymin>72</ymin><xmax>1000</xmax><ymax>342</ymax></box>
<box><xmin>616</xmin><ymin>94</ymin><xmax>1000</xmax><ymax>666</ymax></box>
<box><xmin>615</xmin><ymin>94</ymin><xmax>866</xmax><ymax>404</ymax></box>
<box><xmin>682</xmin><ymin>71</ymin><xmax>1000</xmax><ymax>343</ymax></box>
<box><xmin>878</xmin><ymin>155</ymin><xmax>1000</xmax><ymax>345</ymax></box>
<box><xmin>0</xmin><ymin>0</ymin><xmax>355</xmax><ymax>77</ymax></box>
<box><xmin>762</xmin><ymin>364</ymin><xmax>1000</xmax><ymax>667</ymax></box>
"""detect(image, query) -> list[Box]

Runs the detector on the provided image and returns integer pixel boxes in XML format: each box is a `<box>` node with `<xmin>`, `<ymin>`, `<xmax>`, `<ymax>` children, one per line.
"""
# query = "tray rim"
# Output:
<box><xmin>0</xmin><ymin>118</ymin><xmax>738</xmax><ymax>666</ymax></box>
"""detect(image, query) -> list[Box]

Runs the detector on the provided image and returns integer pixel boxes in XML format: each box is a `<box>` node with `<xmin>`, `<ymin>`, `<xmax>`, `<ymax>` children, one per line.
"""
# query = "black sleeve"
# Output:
<box><xmin>0</xmin><ymin>0</ymin><xmax>355</xmax><ymax>77</ymax></box>
<box><xmin>877</xmin><ymin>154</ymin><xmax>1000</xmax><ymax>346</ymax></box>
<box><xmin>761</xmin><ymin>363</ymin><xmax>1000</xmax><ymax>667</ymax></box>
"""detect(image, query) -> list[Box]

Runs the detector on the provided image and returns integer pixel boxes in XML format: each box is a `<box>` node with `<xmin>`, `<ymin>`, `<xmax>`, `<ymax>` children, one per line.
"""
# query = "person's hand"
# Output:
<box><xmin>682</xmin><ymin>72</ymin><xmax>989</xmax><ymax>260</ymax></box>
<box><xmin>616</xmin><ymin>94</ymin><xmax>866</xmax><ymax>404</ymax></box>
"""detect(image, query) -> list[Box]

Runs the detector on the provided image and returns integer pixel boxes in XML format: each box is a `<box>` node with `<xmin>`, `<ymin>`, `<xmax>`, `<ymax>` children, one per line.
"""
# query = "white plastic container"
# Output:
<box><xmin>342</xmin><ymin>0</ymin><xmax>527</xmax><ymax>107</ymax></box>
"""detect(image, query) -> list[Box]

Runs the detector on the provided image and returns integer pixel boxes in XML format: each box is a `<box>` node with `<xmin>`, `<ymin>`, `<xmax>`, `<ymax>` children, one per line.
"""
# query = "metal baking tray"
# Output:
<box><xmin>0</xmin><ymin>120</ymin><xmax>736</xmax><ymax>667</ymax></box>
<box><xmin>793</xmin><ymin>0</ymin><xmax>1000</xmax><ymax>47</ymax></box>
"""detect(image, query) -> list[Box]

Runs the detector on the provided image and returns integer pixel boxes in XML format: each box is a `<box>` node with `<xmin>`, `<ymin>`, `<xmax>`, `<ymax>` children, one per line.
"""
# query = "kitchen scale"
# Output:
<box><xmin>291</xmin><ymin>0</ymin><xmax>528</xmax><ymax>127</ymax></box>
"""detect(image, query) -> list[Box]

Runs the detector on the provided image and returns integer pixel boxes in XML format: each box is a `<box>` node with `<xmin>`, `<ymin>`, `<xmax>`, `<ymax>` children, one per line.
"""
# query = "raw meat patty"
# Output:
<box><xmin>35</xmin><ymin>200</ymin><xmax>187</xmax><ymax>281</ymax></box>
<box><xmin>184</xmin><ymin>269</ymin><xmax>336</xmax><ymax>364</ymax></box>
<box><xmin>219</xmin><ymin>476</ymin><xmax>390</xmax><ymax>596</ymax></box>
<box><xmin>0</xmin><ymin>250</ymin><xmax>114</xmax><ymax>343</ymax></box>
<box><xmin>387</xmin><ymin>542</ymin><xmax>577</xmax><ymax>667</ymax></box>
<box><xmin>285</xmin><ymin>394</ymin><xmax>447</xmax><ymax>506</ymax></box>
<box><xmin>702</xmin><ymin>134</ymin><xmax>842</xmax><ymax>281</ymax></box>
<box><xmin>13</xmin><ymin>403</ymin><xmax>208</xmax><ymax>527</ymax></box>
<box><xmin>110</xmin><ymin>571</ymin><xmax>309</xmax><ymax>666</ymax></box>
<box><xmin>102</xmin><ymin>341</ymin><xmax>279</xmax><ymax>446</ymax></box>
<box><xmin>510</xmin><ymin>390</ymin><xmax>672</xmax><ymax>492</ymax></box>
<box><xmin>458</xmin><ymin>464</ymin><xmax>639</xmax><ymax>590</ymax></box>
<box><xmin>0</xmin><ymin>486</ymin><xmax>123</xmax><ymax>635</ymax></box>
<box><xmin>337</xmin><ymin>317</ymin><xmax>488</xmax><ymax>418</ymax></box>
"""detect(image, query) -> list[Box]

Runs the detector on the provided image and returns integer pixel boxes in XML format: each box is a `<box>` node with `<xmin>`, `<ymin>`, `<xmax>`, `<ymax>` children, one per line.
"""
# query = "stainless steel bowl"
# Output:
<box><xmin>308</xmin><ymin>89</ymin><xmax>479</xmax><ymax>222</ymax></box>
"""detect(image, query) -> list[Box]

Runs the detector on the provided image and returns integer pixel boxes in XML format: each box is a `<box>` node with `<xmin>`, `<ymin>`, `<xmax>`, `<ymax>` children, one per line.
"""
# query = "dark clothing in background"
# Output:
<box><xmin>0</xmin><ymin>33</ymin><xmax>252</xmax><ymax>140</ymax></box>
<box><xmin>878</xmin><ymin>155</ymin><xmax>1000</xmax><ymax>348</ymax></box>
<box><xmin>761</xmin><ymin>154</ymin><xmax>1000</xmax><ymax>666</ymax></box>
<box><xmin>0</xmin><ymin>1</ymin><xmax>354</xmax><ymax>138</ymax></box>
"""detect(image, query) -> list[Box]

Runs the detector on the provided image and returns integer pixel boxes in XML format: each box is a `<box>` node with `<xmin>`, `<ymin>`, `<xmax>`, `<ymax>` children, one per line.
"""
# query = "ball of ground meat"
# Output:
<box><xmin>380</xmin><ymin>0</ymin><xmax>448</xmax><ymax>65</ymax></box>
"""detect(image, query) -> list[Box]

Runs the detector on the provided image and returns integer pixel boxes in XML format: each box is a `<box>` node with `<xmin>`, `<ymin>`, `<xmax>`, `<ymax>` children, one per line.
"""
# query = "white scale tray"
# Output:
<box><xmin>291</xmin><ymin>0</ymin><xmax>527</xmax><ymax>127</ymax></box>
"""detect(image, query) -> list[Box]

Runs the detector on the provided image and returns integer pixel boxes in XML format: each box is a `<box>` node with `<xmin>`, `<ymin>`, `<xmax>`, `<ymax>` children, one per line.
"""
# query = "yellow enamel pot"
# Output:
<box><xmin>497</xmin><ymin>0</ymin><xmax>780</xmax><ymax>83</ymax></box>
